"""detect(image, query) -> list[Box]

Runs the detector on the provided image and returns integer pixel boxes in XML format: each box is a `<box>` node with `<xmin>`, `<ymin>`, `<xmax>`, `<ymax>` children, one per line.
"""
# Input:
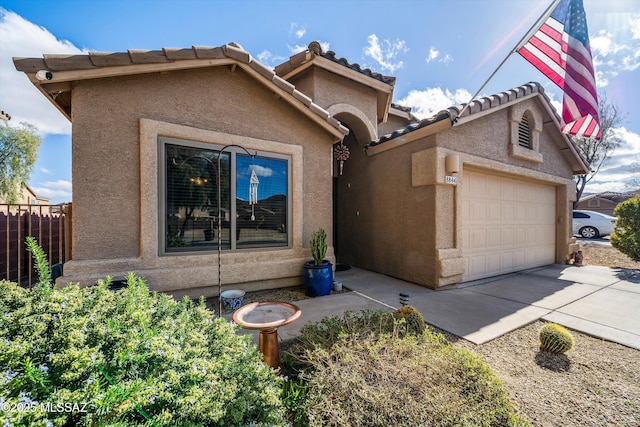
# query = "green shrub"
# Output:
<box><xmin>0</xmin><ymin>273</ymin><xmax>285</xmax><ymax>427</ymax></box>
<box><xmin>285</xmin><ymin>310</ymin><xmax>529</xmax><ymax>427</ymax></box>
<box><xmin>611</xmin><ymin>195</ymin><xmax>640</xmax><ymax>261</ymax></box>
<box><xmin>25</xmin><ymin>236</ymin><xmax>51</xmax><ymax>287</ymax></box>
<box><xmin>539</xmin><ymin>323</ymin><xmax>575</xmax><ymax>354</ymax></box>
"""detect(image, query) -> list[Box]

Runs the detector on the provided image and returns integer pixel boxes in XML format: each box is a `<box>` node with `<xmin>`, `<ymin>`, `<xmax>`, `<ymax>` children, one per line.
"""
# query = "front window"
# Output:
<box><xmin>162</xmin><ymin>138</ymin><xmax>289</xmax><ymax>252</ymax></box>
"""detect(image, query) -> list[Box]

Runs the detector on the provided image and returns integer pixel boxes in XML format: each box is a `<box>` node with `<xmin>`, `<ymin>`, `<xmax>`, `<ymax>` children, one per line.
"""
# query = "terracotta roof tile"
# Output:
<box><xmin>88</xmin><ymin>52</ymin><xmax>132</xmax><ymax>67</ymax></box>
<box><xmin>43</xmin><ymin>54</ymin><xmax>93</xmax><ymax>70</ymax></box>
<box><xmin>320</xmin><ymin>49</ymin><xmax>396</xmax><ymax>86</ymax></box>
<box><xmin>162</xmin><ymin>48</ymin><xmax>197</xmax><ymax>61</ymax></box>
<box><xmin>275</xmin><ymin>41</ymin><xmax>396</xmax><ymax>87</ymax></box>
<box><xmin>192</xmin><ymin>46</ymin><xmax>226</xmax><ymax>59</ymax></box>
<box><xmin>221</xmin><ymin>43</ymin><xmax>250</xmax><ymax>63</ymax></box>
<box><xmin>367</xmin><ymin>82</ymin><xmax>558</xmax><ymax>148</ymax></box>
<box><xmin>128</xmin><ymin>49</ymin><xmax>171</xmax><ymax>64</ymax></box>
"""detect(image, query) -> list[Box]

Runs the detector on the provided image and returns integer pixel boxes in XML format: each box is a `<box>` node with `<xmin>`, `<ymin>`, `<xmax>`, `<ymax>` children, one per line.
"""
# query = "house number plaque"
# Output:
<box><xmin>445</xmin><ymin>175</ymin><xmax>457</xmax><ymax>185</ymax></box>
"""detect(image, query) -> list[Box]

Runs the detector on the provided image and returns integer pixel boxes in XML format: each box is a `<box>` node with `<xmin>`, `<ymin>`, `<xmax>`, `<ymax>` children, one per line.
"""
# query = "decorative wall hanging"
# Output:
<box><xmin>249</xmin><ymin>167</ymin><xmax>259</xmax><ymax>221</ymax></box>
<box><xmin>334</xmin><ymin>143</ymin><xmax>350</xmax><ymax>176</ymax></box>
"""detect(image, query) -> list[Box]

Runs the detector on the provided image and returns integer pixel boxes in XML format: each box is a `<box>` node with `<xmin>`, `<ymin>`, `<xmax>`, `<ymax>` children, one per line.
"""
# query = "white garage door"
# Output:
<box><xmin>461</xmin><ymin>169</ymin><xmax>556</xmax><ymax>282</ymax></box>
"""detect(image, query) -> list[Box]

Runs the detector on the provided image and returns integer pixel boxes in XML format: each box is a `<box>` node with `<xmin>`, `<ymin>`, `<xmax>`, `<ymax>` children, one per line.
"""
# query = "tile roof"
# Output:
<box><xmin>368</xmin><ymin>82</ymin><xmax>555</xmax><ymax>148</ymax></box>
<box><xmin>276</xmin><ymin>41</ymin><xmax>396</xmax><ymax>87</ymax></box>
<box><xmin>582</xmin><ymin>190</ymin><xmax>640</xmax><ymax>202</ymax></box>
<box><xmin>13</xmin><ymin>43</ymin><xmax>349</xmax><ymax>136</ymax></box>
<box><xmin>390</xmin><ymin>103</ymin><xmax>413</xmax><ymax>114</ymax></box>
<box><xmin>311</xmin><ymin>42</ymin><xmax>396</xmax><ymax>87</ymax></box>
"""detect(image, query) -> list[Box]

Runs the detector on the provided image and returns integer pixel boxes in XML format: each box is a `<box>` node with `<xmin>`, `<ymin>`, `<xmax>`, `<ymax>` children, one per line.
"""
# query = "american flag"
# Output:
<box><xmin>518</xmin><ymin>0</ymin><xmax>600</xmax><ymax>139</ymax></box>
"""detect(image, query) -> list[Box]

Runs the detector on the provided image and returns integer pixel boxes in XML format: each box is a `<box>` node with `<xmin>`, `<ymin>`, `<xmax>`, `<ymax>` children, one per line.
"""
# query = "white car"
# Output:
<box><xmin>572</xmin><ymin>210</ymin><xmax>616</xmax><ymax>238</ymax></box>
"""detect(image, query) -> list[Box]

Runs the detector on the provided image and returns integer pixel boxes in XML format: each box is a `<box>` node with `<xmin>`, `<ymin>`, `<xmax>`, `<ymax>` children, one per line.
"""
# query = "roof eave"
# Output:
<box><xmin>365</xmin><ymin>112</ymin><xmax>451</xmax><ymax>156</ymax></box>
<box><xmin>14</xmin><ymin>46</ymin><xmax>349</xmax><ymax>140</ymax></box>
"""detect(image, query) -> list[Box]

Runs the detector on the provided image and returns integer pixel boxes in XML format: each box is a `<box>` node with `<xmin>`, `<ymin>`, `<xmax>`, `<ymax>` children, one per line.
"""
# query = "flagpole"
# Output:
<box><xmin>453</xmin><ymin>0</ymin><xmax>562</xmax><ymax>123</ymax></box>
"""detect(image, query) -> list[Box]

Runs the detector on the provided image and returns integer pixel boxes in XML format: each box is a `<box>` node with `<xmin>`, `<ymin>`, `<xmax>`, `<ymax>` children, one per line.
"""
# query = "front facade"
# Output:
<box><xmin>15</xmin><ymin>41</ymin><xmax>588</xmax><ymax>296</ymax></box>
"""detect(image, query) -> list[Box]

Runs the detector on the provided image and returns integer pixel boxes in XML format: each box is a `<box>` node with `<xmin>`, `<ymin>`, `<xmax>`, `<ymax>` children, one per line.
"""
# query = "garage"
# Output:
<box><xmin>461</xmin><ymin>169</ymin><xmax>556</xmax><ymax>281</ymax></box>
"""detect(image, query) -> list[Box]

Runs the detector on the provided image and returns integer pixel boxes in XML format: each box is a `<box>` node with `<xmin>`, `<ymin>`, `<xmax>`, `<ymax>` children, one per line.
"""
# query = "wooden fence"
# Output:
<box><xmin>0</xmin><ymin>203</ymin><xmax>72</xmax><ymax>287</ymax></box>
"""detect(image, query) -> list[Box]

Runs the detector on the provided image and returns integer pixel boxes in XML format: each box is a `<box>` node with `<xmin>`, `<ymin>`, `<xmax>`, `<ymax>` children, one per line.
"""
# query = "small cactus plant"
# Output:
<box><xmin>539</xmin><ymin>323</ymin><xmax>575</xmax><ymax>353</ymax></box>
<box><xmin>310</xmin><ymin>228</ymin><xmax>328</xmax><ymax>265</ymax></box>
<box><xmin>394</xmin><ymin>305</ymin><xmax>426</xmax><ymax>336</ymax></box>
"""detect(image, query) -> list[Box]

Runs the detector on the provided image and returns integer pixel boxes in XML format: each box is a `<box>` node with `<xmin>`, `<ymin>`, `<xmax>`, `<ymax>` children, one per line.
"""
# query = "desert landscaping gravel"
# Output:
<box><xmin>221</xmin><ymin>242</ymin><xmax>640</xmax><ymax>426</ymax></box>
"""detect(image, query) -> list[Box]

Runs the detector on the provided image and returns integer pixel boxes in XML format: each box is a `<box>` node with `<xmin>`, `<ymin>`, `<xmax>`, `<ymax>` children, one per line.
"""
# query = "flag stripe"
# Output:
<box><xmin>519</xmin><ymin>44</ymin><xmax>565</xmax><ymax>87</ymax></box>
<box><xmin>517</xmin><ymin>0</ymin><xmax>600</xmax><ymax>139</ymax></box>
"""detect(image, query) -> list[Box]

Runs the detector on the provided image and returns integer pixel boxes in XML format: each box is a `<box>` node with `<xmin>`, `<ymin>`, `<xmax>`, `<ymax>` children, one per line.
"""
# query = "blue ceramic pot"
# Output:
<box><xmin>303</xmin><ymin>260</ymin><xmax>333</xmax><ymax>297</ymax></box>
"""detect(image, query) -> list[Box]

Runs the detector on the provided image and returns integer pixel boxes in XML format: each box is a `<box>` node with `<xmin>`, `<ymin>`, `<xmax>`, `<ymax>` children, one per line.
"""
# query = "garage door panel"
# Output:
<box><xmin>462</xmin><ymin>170</ymin><xmax>556</xmax><ymax>281</ymax></box>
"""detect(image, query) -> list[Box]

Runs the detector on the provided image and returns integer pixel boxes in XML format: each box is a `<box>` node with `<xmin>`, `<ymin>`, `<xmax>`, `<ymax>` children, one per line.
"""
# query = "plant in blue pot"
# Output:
<box><xmin>303</xmin><ymin>228</ymin><xmax>333</xmax><ymax>297</ymax></box>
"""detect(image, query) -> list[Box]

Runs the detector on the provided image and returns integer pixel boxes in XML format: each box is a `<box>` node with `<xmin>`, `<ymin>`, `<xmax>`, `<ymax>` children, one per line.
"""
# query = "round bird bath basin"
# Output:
<box><xmin>233</xmin><ymin>302</ymin><xmax>302</xmax><ymax>370</ymax></box>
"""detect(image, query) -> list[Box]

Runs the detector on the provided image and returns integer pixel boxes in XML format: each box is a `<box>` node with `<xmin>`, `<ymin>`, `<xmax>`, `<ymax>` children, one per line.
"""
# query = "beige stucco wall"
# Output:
<box><xmin>62</xmin><ymin>66</ymin><xmax>340</xmax><ymax>297</ymax></box>
<box><xmin>343</xmin><ymin>98</ymin><xmax>578</xmax><ymax>289</ymax></box>
<box><xmin>377</xmin><ymin>112</ymin><xmax>413</xmax><ymax>137</ymax></box>
<box><xmin>288</xmin><ymin>67</ymin><xmax>379</xmax><ymax>138</ymax></box>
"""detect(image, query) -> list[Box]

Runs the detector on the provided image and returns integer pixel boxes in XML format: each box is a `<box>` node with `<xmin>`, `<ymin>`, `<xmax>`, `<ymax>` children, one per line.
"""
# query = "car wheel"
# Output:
<box><xmin>580</xmin><ymin>226</ymin><xmax>599</xmax><ymax>239</ymax></box>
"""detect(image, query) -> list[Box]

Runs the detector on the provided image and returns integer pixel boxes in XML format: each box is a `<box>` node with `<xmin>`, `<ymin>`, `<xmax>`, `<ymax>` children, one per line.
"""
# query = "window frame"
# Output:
<box><xmin>158</xmin><ymin>136</ymin><xmax>292</xmax><ymax>255</ymax></box>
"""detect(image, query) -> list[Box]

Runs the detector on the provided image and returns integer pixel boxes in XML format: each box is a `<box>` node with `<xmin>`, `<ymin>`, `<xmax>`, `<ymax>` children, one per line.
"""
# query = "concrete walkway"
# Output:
<box><xmin>269</xmin><ymin>264</ymin><xmax>640</xmax><ymax>350</ymax></box>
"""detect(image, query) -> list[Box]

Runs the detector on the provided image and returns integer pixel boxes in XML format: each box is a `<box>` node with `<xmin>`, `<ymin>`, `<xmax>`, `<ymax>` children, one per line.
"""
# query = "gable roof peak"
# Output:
<box><xmin>275</xmin><ymin>41</ymin><xmax>396</xmax><ymax>87</ymax></box>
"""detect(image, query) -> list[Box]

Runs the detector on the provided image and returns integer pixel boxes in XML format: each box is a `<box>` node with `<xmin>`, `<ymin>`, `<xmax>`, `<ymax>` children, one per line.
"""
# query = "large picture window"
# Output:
<box><xmin>161</xmin><ymin>138</ymin><xmax>289</xmax><ymax>252</ymax></box>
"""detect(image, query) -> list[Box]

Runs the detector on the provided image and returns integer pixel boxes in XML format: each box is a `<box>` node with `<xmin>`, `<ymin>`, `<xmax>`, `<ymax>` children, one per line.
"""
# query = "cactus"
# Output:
<box><xmin>310</xmin><ymin>228</ymin><xmax>328</xmax><ymax>265</ymax></box>
<box><xmin>394</xmin><ymin>305</ymin><xmax>426</xmax><ymax>336</ymax></box>
<box><xmin>539</xmin><ymin>323</ymin><xmax>575</xmax><ymax>353</ymax></box>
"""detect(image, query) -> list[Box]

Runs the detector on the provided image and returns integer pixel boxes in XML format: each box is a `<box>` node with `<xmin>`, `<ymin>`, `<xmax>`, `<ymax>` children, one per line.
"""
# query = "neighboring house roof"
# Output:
<box><xmin>580</xmin><ymin>190</ymin><xmax>640</xmax><ymax>203</ymax></box>
<box><xmin>366</xmin><ymin>82</ymin><xmax>589</xmax><ymax>175</ymax></box>
<box><xmin>13</xmin><ymin>43</ymin><xmax>349</xmax><ymax>139</ymax></box>
<box><xmin>0</xmin><ymin>184</ymin><xmax>50</xmax><ymax>204</ymax></box>
<box><xmin>275</xmin><ymin>41</ymin><xmax>395</xmax><ymax>124</ymax></box>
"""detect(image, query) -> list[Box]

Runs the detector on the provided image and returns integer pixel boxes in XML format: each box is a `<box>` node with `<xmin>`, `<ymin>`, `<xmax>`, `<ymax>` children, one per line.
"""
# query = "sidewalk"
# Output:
<box><xmin>239</xmin><ymin>264</ymin><xmax>640</xmax><ymax>351</ymax></box>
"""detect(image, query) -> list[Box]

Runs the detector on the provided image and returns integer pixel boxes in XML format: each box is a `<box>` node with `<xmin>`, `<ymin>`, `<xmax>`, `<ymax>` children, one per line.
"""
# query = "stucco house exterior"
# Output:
<box><xmin>14</xmin><ymin>41</ymin><xmax>588</xmax><ymax>296</ymax></box>
<box><xmin>0</xmin><ymin>184</ymin><xmax>50</xmax><ymax>205</ymax></box>
<box><xmin>576</xmin><ymin>191</ymin><xmax>640</xmax><ymax>216</ymax></box>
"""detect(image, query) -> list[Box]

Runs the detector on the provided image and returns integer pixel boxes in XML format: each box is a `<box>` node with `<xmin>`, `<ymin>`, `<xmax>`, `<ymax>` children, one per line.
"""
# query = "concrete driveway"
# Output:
<box><xmin>274</xmin><ymin>264</ymin><xmax>640</xmax><ymax>350</ymax></box>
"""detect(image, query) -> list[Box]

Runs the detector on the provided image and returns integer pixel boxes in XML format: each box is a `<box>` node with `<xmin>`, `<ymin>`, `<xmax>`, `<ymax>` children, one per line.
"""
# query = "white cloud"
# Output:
<box><xmin>425</xmin><ymin>46</ymin><xmax>452</xmax><ymax>65</ymax></box>
<box><xmin>630</xmin><ymin>13</ymin><xmax>640</xmax><ymax>39</ymax></box>
<box><xmin>590</xmin><ymin>19</ymin><xmax>640</xmax><ymax>85</ymax></box>
<box><xmin>255</xmin><ymin>49</ymin><xmax>285</xmax><ymax>67</ymax></box>
<box><xmin>30</xmin><ymin>180</ymin><xmax>72</xmax><ymax>201</ymax></box>
<box><xmin>440</xmin><ymin>53</ymin><xmax>453</xmax><ymax>64</ymax></box>
<box><xmin>257</xmin><ymin>50</ymin><xmax>272</xmax><ymax>62</ymax></box>
<box><xmin>584</xmin><ymin>127</ymin><xmax>640</xmax><ymax>192</ymax></box>
<box><xmin>426</xmin><ymin>47</ymin><xmax>439</xmax><ymax>63</ymax></box>
<box><xmin>288</xmin><ymin>40</ymin><xmax>330</xmax><ymax>56</ymax></box>
<box><xmin>395</xmin><ymin>87</ymin><xmax>472</xmax><ymax>119</ymax></box>
<box><xmin>591</xmin><ymin>30</ymin><xmax>626</xmax><ymax>56</ymax></box>
<box><xmin>288</xmin><ymin>43</ymin><xmax>307</xmax><ymax>55</ymax></box>
<box><xmin>40</xmin><ymin>167</ymin><xmax>52</xmax><ymax>174</ymax></box>
<box><xmin>363</xmin><ymin>34</ymin><xmax>407</xmax><ymax>73</ymax></box>
<box><xmin>252</xmin><ymin>165</ymin><xmax>273</xmax><ymax>177</ymax></box>
<box><xmin>289</xmin><ymin>23</ymin><xmax>306</xmax><ymax>39</ymax></box>
<box><xmin>0</xmin><ymin>9</ymin><xmax>87</xmax><ymax>136</ymax></box>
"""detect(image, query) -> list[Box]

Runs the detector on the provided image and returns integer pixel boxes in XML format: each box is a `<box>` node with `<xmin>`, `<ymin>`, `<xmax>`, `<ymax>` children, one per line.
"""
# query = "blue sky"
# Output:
<box><xmin>1</xmin><ymin>0</ymin><xmax>639</xmax><ymax>203</ymax></box>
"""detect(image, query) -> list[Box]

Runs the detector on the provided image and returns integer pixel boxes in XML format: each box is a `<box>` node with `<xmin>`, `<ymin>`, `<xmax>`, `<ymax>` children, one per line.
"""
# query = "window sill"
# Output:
<box><xmin>509</xmin><ymin>143</ymin><xmax>543</xmax><ymax>164</ymax></box>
